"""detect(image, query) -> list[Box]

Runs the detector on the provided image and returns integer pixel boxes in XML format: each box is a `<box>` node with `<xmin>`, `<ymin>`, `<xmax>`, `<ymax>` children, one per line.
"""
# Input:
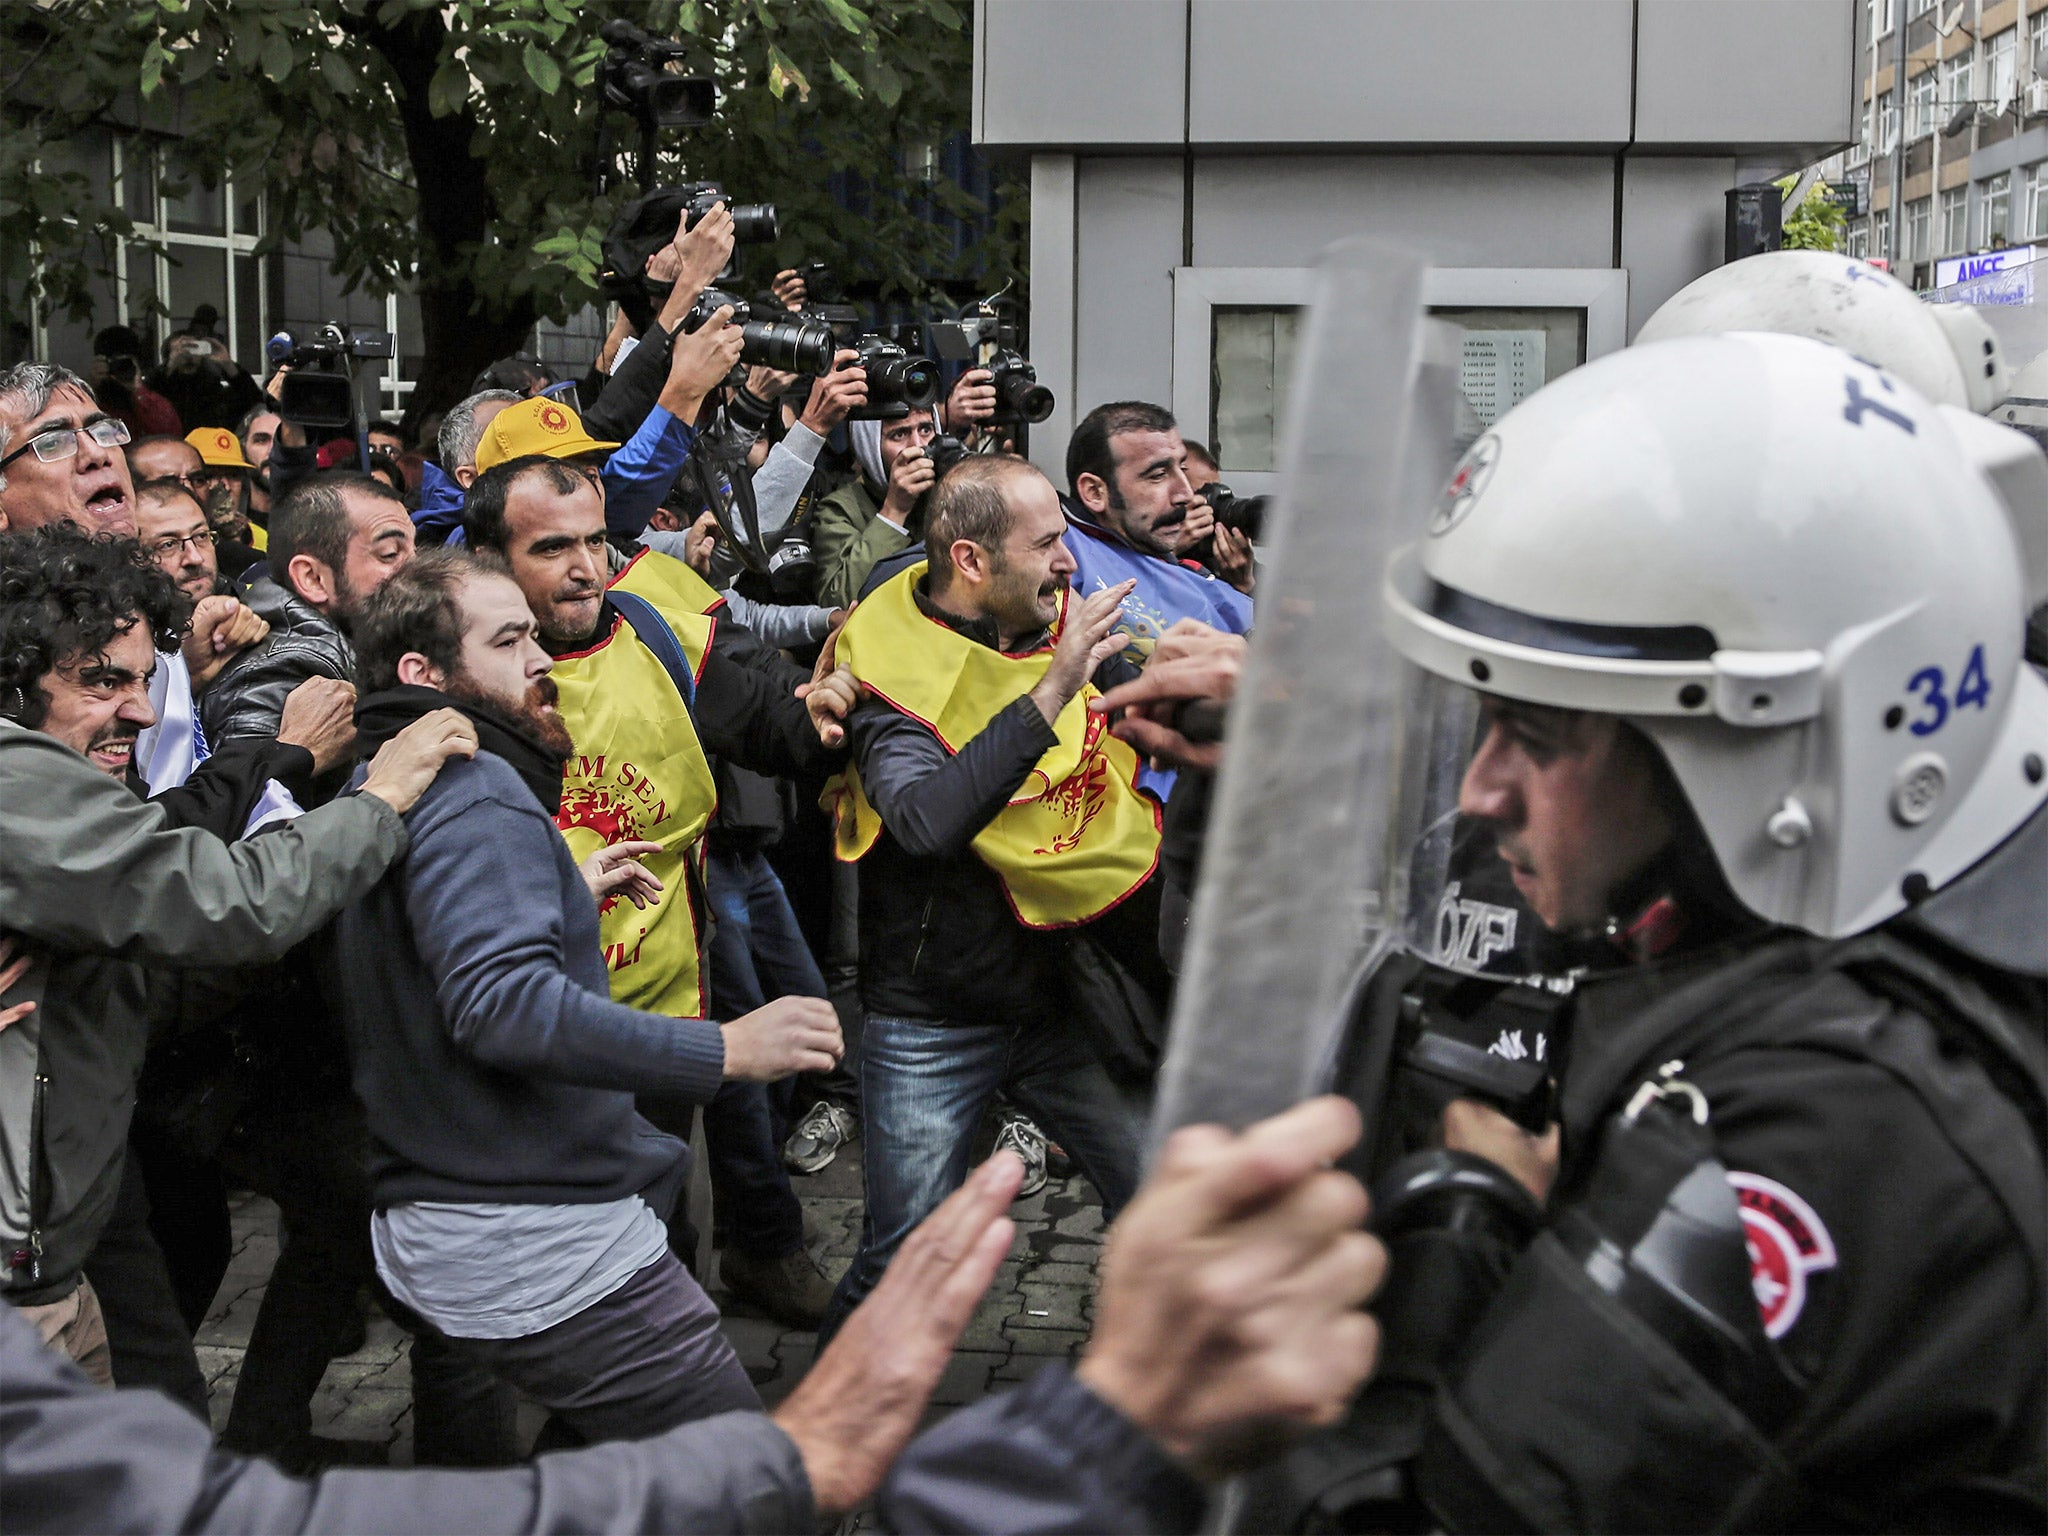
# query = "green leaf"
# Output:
<box><xmin>140</xmin><ymin>38</ymin><xmax>167</xmax><ymax>95</ymax></box>
<box><xmin>428</xmin><ymin>59</ymin><xmax>468</xmax><ymax>117</ymax></box>
<box><xmin>870</xmin><ymin>59</ymin><xmax>901</xmax><ymax>108</ymax></box>
<box><xmin>318</xmin><ymin>51</ymin><xmax>357</xmax><ymax>96</ymax></box>
<box><xmin>926</xmin><ymin>0</ymin><xmax>964</xmax><ymax>29</ymax></box>
<box><xmin>522</xmin><ymin>42</ymin><xmax>561</xmax><ymax>94</ymax></box>
<box><xmin>259</xmin><ymin>31</ymin><xmax>294</xmax><ymax>83</ymax></box>
<box><xmin>828</xmin><ymin>58</ymin><xmax>863</xmax><ymax>97</ymax></box>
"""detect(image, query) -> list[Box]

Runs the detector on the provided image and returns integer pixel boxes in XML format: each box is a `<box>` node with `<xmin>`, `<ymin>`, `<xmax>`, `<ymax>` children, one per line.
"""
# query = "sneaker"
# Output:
<box><xmin>719</xmin><ymin>1247</ymin><xmax>835</xmax><ymax>1330</ymax></box>
<box><xmin>783</xmin><ymin>1100</ymin><xmax>857</xmax><ymax>1175</ymax></box>
<box><xmin>993</xmin><ymin>1111</ymin><xmax>1050</xmax><ymax>1199</ymax></box>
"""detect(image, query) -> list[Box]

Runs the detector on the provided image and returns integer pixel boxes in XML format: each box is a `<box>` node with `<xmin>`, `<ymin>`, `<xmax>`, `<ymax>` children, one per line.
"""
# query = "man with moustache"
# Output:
<box><xmin>333</xmin><ymin>547</ymin><xmax>843</xmax><ymax>1446</ymax></box>
<box><xmin>0</xmin><ymin>523</ymin><xmax>474</xmax><ymax>1381</ymax></box>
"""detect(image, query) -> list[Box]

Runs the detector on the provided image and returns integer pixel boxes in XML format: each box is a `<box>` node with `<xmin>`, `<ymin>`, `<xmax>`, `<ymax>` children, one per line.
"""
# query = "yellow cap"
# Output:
<box><xmin>473</xmin><ymin>397</ymin><xmax>620</xmax><ymax>474</ymax></box>
<box><xmin>186</xmin><ymin>426</ymin><xmax>253</xmax><ymax>470</ymax></box>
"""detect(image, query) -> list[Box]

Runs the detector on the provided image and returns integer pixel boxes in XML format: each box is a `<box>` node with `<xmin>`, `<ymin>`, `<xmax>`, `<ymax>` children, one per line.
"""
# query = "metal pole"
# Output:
<box><xmin>1888</xmin><ymin>2</ymin><xmax>1909</xmax><ymax>266</ymax></box>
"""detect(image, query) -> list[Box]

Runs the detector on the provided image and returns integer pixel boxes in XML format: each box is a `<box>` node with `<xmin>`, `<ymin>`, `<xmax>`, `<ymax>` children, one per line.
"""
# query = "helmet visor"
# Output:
<box><xmin>1388</xmin><ymin>664</ymin><xmax>1560</xmax><ymax>983</ymax></box>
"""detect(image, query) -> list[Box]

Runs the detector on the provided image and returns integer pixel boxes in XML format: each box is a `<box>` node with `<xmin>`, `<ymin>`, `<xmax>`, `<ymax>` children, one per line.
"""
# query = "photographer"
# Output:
<box><xmin>1064</xmin><ymin>402</ymin><xmax>1253</xmax><ymax>669</ymax></box>
<box><xmin>150</xmin><ymin>331</ymin><xmax>262</xmax><ymax>435</ymax></box>
<box><xmin>90</xmin><ymin>326</ymin><xmax>182</xmax><ymax>439</ymax></box>
<box><xmin>812</xmin><ymin>407</ymin><xmax>939</xmax><ymax>609</ymax></box>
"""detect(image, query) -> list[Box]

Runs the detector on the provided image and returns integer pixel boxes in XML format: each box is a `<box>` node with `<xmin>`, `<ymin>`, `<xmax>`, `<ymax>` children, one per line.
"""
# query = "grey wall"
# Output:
<box><xmin>977</xmin><ymin>0</ymin><xmax>1855</xmax><ymax>151</ymax></box>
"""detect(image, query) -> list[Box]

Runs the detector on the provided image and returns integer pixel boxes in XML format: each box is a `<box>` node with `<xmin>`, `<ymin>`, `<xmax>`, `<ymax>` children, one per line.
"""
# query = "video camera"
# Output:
<box><xmin>599</xmin><ymin>19</ymin><xmax>716</xmax><ymax>132</ymax></box>
<box><xmin>266</xmin><ymin>324</ymin><xmax>392</xmax><ymax>433</ymax></box>
<box><xmin>683</xmin><ymin>286</ymin><xmax>838</xmax><ymax>376</ymax></box>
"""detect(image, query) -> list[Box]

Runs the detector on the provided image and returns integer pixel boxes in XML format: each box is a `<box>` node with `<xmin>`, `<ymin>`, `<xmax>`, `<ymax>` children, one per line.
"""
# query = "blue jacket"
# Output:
<box><xmin>329</xmin><ymin>749</ymin><xmax>727</xmax><ymax>1210</ymax></box>
<box><xmin>1061</xmin><ymin>506</ymin><xmax>1253</xmax><ymax>669</ymax></box>
<box><xmin>602</xmin><ymin>404</ymin><xmax>696</xmax><ymax>538</ymax></box>
<box><xmin>411</xmin><ymin>460</ymin><xmax>467</xmax><ymax>546</ymax></box>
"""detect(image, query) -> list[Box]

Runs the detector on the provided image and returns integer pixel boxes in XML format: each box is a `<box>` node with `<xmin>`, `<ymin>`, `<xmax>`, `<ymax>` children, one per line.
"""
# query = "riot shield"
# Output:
<box><xmin>1149</xmin><ymin>239</ymin><xmax>1457</xmax><ymax>1145</ymax></box>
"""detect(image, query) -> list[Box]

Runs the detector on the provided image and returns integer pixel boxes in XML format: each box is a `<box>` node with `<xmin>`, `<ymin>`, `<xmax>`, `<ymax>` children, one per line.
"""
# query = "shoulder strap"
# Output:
<box><xmin>608</xmin><ymin>589</ymin><xmax>697</xmax><ymax>720</ymax></box>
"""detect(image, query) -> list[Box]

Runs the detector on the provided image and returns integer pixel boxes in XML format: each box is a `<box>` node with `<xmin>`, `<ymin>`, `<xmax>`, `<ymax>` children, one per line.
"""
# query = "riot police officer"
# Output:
<box><xmin>1250</xmin><ymin>330</ymin><xmax>2047</xmax><ymax>1532</ymax></box>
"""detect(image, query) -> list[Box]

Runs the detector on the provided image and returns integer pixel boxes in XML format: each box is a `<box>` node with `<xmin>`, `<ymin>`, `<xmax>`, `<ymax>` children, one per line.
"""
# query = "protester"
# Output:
<box><xmin>1064</xmin><ymin>401</ymin><xmax>1254</xmax><ymax>662</ymax></box>
<box><xmin>1</xmin><ymin>1095</ymin><xmax>1386</xmax><ymax>1534</ymax></box>
<box><xmin>238</xmin><ymin>403</ymin><xmax>280</xmax><ymax>517</ymax></box>
<box><xmin>186</xmin><ymin>425</ymin><xmax>265</xmax><ymax>551</ymax></box>
<box><xmin>202</xmin><ymin>472</ymin><xmax>416</xmax><ymax>782</ymax></box>
<box><xmin>0</xmin><ymin>523</ymin><xmax>475</xmax><ymax>1383</ymax></box>
<box><xmin>135</xmin><ymin>480</ymin><xmax>233</xmax><ymax>604</ymax></box>
<box><xmin>0</xmin><ymin>362</ymin><xmax>136</xmax><ymax>536</ymax></box>
<box><xmin>817</xmin><ymin>453</ymin><xmax>1163</xmax><ymax>1336</ymax></box>
<box><xmin>331</xmin><ymin>546</ymin><xmax>844</xmax><ymax>1449</ymax></box>
<box><xmin>463</xmin><ymin>458</ymin><xmax>853</xmax><ymax>1326</ymax></box>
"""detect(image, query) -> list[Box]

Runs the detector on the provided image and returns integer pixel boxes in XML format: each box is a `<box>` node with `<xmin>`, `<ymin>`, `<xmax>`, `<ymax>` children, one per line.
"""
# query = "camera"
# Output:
<box><xmin>266</xmin><ymin>324</ymin><xmax>392</xmax><ymax>431</ymax></box>
<box><xmin>600</xmin><ymin>181</ymin><xmax>778</xmax><ymax>332</ymax></box>
<box><xmin>985</xmin><ymin>348</ymin><xmax>1054</xmax><ymax>424</ymax></box>
<box><xmin>846</xmin><ymin>334</ymin><xmax>940</xmax><ymax>420</ymax></box>
<box><xmin>1201</xmin><ymin>482</ymin><xmax>1269</xmax><ymax>544</ymax></box>
<box><xmin>684</xmin><ymin>287</ymin><xmax>837</xmax><ymax>376</ymax></box>
<box><xmin>676</xmin><ymin>181</ymin><xmax>778</xmax><ymax>247</ymax></box>
<box><xmin>929</xmin><ymin>301</ymin><xmax>1056</xmax><ymax>430</ymax></box>
<box><xmin>599</xmin><ymin>19</ymin><xmax>716</xmax><ymax>130</ymax></box>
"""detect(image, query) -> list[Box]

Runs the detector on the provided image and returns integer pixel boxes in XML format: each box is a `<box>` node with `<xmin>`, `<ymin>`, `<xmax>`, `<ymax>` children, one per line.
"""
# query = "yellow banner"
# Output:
<box><xmin>827</xmin><ymin>562</ymin><xmax>1161</xmax><ymax>928</ymax></box>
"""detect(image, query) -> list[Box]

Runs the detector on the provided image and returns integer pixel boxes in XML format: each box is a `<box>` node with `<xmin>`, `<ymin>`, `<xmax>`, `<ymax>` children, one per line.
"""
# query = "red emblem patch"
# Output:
<box><xmin>537</xmin><ymin>404</ymin><xmax>570</xmax><ymax>433</ymax></box>
<box><xmin>1728</xmin><ymin>1171</ymin><xmax>1836</xmax><ymax>1340</ymax></box>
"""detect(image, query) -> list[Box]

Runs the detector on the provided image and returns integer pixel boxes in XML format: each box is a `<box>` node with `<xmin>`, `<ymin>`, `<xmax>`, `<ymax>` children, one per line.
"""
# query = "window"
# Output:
<box><xmin>21</xmin><ymin>135</ymin><xmax>266</xmax><ymax>374</ymax></box>
<box><xmin>1982</xmin><ymin>171</ymin><xmax>2012</xmax><ymax>244</ymax></box>
<box><xmin>1909</xmin><ymin>0</ymin><xmax>1935</xmax><ymax>16</ymax></box>
<box><xmin>1906</xmin><ymin>196</ymin><xmax>1933</xmax><ymax>262</ymax></box>
<box><xmin>1987</xmin><ymin>27</ymin><xmax>2017</xmax><ymax>106</ymax></box>
<box><xmin>1868</xmin><ymin>0</ymin><xmax>1895</xmax><ymax>36</ymax></box>
<box><xmin>2028</xmin><ymin>162</ymin><xmax>2048</xmax><ymax>241</ymax></box>
<box><xmin>1847</xmin><ymin>222</ymin><xmax>1870</xmax><ymax>259</ymax></box>
<box><xmin>1907</xmin><ymin>67</ymin><xmax>1938</xmax><ymax>138</ymax></box>
<box><xmin>1939</xmin><ymin>186</ymin><xmax>1968</xmax><ymax>252</ymax></box>
<box><xmin>2032</xmin><ymin>6</ymin><xmax>2048</xmax><ymax>61</ymax></box>
<box><xmin>1874</xmin><ymin>216</ymin><xmax>1892</xmax><ymax>260</ymax></box>
<box><xmin>1944</xmin><ymin>50</ymin><xmax>1974</xmax><ymax>120</ymax></box>
<box><xmin>1878</xmin><ymin>89</ymin><xmax>1899</xmax><ymax>149</ymax></box>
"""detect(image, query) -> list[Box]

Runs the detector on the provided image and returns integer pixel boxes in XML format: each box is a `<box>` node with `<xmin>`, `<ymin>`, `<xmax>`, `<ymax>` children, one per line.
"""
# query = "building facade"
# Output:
<box><xmin>1827</xmin><ymin>0</ymin><xmax>2048</xmax><ymax>283</ymax></box>
<box><xmin>974</xmin><ymin>0</ymin><xmax>1858</xmax><ymax>493</ymax></box>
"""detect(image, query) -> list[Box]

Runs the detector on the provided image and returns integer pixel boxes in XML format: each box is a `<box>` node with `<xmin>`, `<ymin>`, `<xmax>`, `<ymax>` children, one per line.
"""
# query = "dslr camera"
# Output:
<box><xmin>1201</xmin><ymin>482</ymin><xmax>1269</xmax><ymax>544</ymax></box>
<box><xmin>600</xmin><ymin>181</ymin><xmax>779</xmax><ymax>333</ymax></box>
<box><xmin>683</xmin><ymin>287</ymin><xmax>838</xmax><ymax>377</ymax></box>
<box><xmin>846</xmin><ymin>333</ymin><xmax>941</xmax><ymax>420</ymax></box>
<box><xmin>929</xmin><ymin>302</ymin><xmax>1055</xmax><ymax>426</ymax></box>
<box><xmin>266</xmin><ymin>323</ymin><xmax>392</xmax><ymax>432</ymax></box>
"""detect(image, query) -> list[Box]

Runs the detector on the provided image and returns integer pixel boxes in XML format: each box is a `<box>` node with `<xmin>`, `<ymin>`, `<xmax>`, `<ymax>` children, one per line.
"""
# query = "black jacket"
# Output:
<box><xmin>1291</xmin><ymin>803</ymin><xmax>2048</xmax><ymax>1533</ymax></box>
<box><xmin>848</xmin><ymin>585</ymin><xmax>1138</xmax><ymax>1027</ymax></box>
<box><xmin>199</xmin><ymin>578</ymin><xmax>353</xmax><ymax>793</ymax></box>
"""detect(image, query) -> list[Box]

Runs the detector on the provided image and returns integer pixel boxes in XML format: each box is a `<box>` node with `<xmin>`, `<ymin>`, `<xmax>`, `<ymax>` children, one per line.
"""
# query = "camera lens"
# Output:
<box><xmin>728</xmin><ymin>203</ymin><xmax>779</xmax><ymax>244</ymax></box>
<box><xmin>995</xmin><ymin>369</ymin><xmax>1055</xmax><ymax>424</ymax></box>
<box><xmin>739</xmin><ymin>316</ymin><xmax>838</xmax><ymax>375</ymax></box>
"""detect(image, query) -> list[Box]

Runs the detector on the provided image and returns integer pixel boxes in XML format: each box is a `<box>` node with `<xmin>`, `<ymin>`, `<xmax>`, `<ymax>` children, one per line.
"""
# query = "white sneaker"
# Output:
<box><xmin>992</xmin><ymin>1111</ymin><xmax>1050</xmax><ymax>1199</ymax></box>
<box><xmin>783</xmin><ymin>1100</ymin><xmax>857</xmax><ymax>1174</ymax></box>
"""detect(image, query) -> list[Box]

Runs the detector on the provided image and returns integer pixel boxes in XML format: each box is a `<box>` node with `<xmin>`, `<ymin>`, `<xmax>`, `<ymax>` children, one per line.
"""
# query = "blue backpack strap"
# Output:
<box><xmin>607</xmin><ymin>588</ymin><xmax>698</xmax><ymax>719</ymax></box>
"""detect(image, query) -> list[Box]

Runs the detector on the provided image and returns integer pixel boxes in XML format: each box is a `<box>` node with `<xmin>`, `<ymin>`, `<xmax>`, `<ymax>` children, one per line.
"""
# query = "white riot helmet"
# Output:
<box><xmin>1637</xmin><ymin>249</ymin><xmax>2010</xmax><ymax>412</ymax></box>
<box><xmin>1381</xmin><ymin>333</ymin><xmax>2048</xmax><ymax>961</ymax></box>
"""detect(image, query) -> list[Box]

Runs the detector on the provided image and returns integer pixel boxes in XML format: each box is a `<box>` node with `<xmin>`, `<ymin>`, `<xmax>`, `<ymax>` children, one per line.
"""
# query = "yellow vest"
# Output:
<box><xmin>611</xmin><ymin>544</ymin><xmax>725</xmax><ymax>617</ymax></box>
<box><xmin>247</xmin><ymin>520</ymin><xmax>267</xmax><ymax>553</ymax></box>
<box><xmin>550</xmin><ymin>557</ymin><xmax>719</xmax><ymax>1018</ymax></box>
<box><xmin>827</xmin><ymin>562</ymin><xmax>1162</xmax><ymax>928</ymax></box>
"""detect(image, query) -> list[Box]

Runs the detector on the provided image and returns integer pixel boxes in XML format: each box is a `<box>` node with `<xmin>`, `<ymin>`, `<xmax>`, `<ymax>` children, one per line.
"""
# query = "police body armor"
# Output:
<box><xmin>1245</xmin><ymin>806</ymin><xmax>2048</xmax><ymax>1535</ymax></box>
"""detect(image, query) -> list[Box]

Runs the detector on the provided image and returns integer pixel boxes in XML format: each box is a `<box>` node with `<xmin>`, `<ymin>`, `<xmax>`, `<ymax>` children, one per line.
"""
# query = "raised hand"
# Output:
<box><xmin>1030</xmin><ymin>579</ymin><xmax>1135</xmax><ymax>725</ymax></box>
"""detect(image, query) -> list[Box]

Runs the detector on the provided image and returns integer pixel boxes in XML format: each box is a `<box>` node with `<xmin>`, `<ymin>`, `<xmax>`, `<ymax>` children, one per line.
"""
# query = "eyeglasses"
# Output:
<box><xmin>0</xmin><ymin>416</ymin><xmax>131</xmax><ymax>470</ymax></box>
<box><xmin>140</xmin><ymin>472</ymin><xmax>202</xmax><ymax>493</ymax></box>
<box><xmin>145</xmin><ymin>531</ymin><xmax>213</xmax><ymax>561</ymax></box>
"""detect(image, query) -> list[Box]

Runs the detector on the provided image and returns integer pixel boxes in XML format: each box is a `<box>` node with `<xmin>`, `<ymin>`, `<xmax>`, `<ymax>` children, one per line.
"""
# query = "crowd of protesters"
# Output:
<box><xmin>0</xmin><ymin>192</ymin><xmax>1350</xmax><ymax>1531</ymax></box>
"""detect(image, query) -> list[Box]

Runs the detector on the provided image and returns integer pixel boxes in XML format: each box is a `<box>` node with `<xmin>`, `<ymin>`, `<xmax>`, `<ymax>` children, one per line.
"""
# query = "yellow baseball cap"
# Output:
<box><xmin>473</xmin><ymin>396</ymin><xmax>620</xmax><ymax>474</ymax></box>
<box><xmin>186</xmin><ymin>426</ymin><xmax>253</xmax><ymax>470</ymax></box>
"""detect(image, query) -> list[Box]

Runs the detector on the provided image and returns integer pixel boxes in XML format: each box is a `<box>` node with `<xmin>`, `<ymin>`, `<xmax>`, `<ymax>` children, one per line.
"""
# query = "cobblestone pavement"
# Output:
<box><xmin>197</xmin><ymin>1141</ymin><xmax>1106</xmax><ymax>1467</ymax></box>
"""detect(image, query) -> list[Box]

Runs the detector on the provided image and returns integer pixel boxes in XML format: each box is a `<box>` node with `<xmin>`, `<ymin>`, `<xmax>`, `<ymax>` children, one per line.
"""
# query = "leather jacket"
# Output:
<box><xmin>199</xmin><ymin>577</ymin><xmax>354</xmax><ymax>748</ymax></box>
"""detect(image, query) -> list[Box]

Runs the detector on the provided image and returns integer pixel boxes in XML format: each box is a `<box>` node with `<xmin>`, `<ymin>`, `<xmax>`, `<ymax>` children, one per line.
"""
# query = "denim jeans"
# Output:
<box><xmin>820</xmin><ymin>1011</ymin><xmax>1148</xmax><ymax>1339</ymax></box>
<box><xmin>698</xmin><ymin>845</ymin><xmax>828</xmax><ymax>1258</ymax></box>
